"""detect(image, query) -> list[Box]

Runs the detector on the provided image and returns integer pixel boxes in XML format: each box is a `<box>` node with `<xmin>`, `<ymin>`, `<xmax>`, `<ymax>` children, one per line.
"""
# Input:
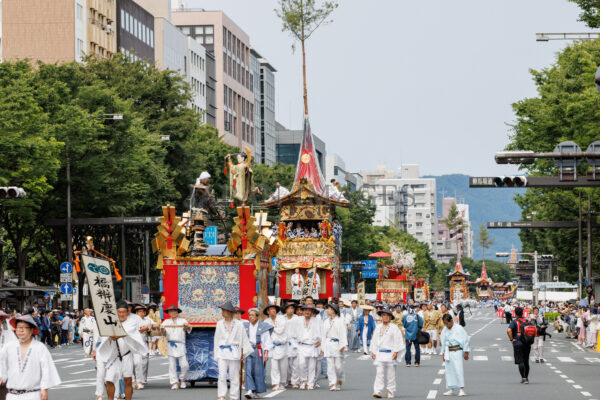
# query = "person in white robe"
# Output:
<box><xmin>283</xmin><ymin>303</ymin><xmax>300</xmax><ymax>388</ymax></box>
<box><xmin>291</xmin><ymin>269</ymin><xmax>304</xmax><ymax>300</ymax></box>
<box><xmin>263</xmin><ymin>304</ymin><xmax>287</xmax><ymax>391</ymax></box>
<box><xmin>322</xmin><ymin>304</ymin><xmax>348</xmax><ymax>391</ymax></box>
<box><xmin>91</xmin><ymin>318</ymin><xmax>110</xmax><ymax>400</ymax></box>
<box><xmin>97</xmin><ymin>301</ymin><xmax>147</xmax><ymax>400</ymax></box>
<box><xmin>161</xmin><ymin>305</ymin><xmax>192</xmax><ymax>390</ymax></box>
<box><xmin>214</xmin><ymin>301</ymin><xmax>253</xmax><ymax>400</ymax></box>
<box><xmin>133</xmin><ymin>305</ymin><xmax>154</xmax><ymax>390</ymax></box>
<box><xmin>347</xmin><ymin>300</ymin><xmax>361</xmax><ymax>352</ymax></box>
<box><xmin>297</xmin><ymin>304</ymin><xmax>321</xmax><ymax>390</ymax></box>
<box><xmin>0</xmin><ymin>315</ymin><xmax>61</xmax><ymax>400</ymax></box>
<box><xmin>243</xmin><ymin>308</ymin><xmax>273</xmax><ymax>399</ymax></box>
<box><xmin>440</xmin><ymin>313</ymin><xmax>470</xmax><ymax>397</ymax></box>
<box><xmin>370</xmin><ymin>309</ymin><xmax>405</xmax><ymax>399</ymax></box>
<box><xmin>311</xmin><ymin>273</ymin><xmax>321</xmax><ymax>300</ymax></box>
<box><xmin>79</xmin><ymin>308</ymin><xmax>96</xmax><ymax>359</ymax></box>
<box><xmin>0</xmin><ymin>310</ymin><xmax>17</xmax><ymax>349</ymax></box>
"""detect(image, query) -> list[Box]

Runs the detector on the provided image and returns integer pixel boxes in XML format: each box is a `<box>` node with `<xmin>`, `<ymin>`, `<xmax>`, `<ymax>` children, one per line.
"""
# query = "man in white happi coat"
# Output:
<box><xmin>79</xmin><ymin>308</ymin><xmax>96</xmax><ymax>358</ymax></box>
<box><xmin>311</xmin><ymin>272</ymin><xmax>321</xmax><ymax>300</ymax></box>
<box><xmin>283</xmin><ymin>303</ymin><xmax>300</xmax><ymax>388</ymax></box>
<box><xmin>97</xmin><ymin>300</ymin><xmax>147</xmax><ymax>400</ymax></box>
<box><xmin>161</xmin><ymin>305</ymin><xmax>192</xmax><ymax>390</ymax></box>
<box><xmin>322</xmin><ymin>303</ymin><xmax>348</xmax><ymax>391</ymax></box>
<box><xmin>214</xmin><ymin>301</ymin><xmax>253</xmax><ymax>400</ymax></box>
<box><xmin>263</xmin><ymin>304</ymin><xmax>287</xmax><ymax>391</ymax></box>
<box><xmin>133</xmin><ymin>305</ymin><xmax>154</xmax><ymax>390</ymax></box>
<box><xmin>370</xmin><ymin>308</ymin><xmax>404</xmax><ymax>399</ymax></box>
<box><xmin>291</xmin><ymin>269</ymin><xmax>304</xmax><ymax>300</ymax></box>
<box><xmin>0</xmin><ymin>310</ymin><xmax>17</xmax><ymax>400</ymax></box>
<box><xmin>296</xmin><ymin>303</ymin><xmax>322</xmax><ymax>390</ymax></box>
<box><xmin>0</xmin><ymin>315</ymin><xmax>61</xmax><ymax>400</ymax></box>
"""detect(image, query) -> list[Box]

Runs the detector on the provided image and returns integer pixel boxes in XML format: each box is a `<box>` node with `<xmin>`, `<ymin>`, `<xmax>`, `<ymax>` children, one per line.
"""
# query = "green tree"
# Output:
<box><xmin>276</xmin><ymin>0</ymin><xmax>338</xmax><ymax>115</ymax></box>
<box><xmin>508</xmin><ymin>39</ymin><xmax>600</xmax><ymax>282</ymax></box>
<box><xmin>442</xmin><ymin>202</ymin><xmax>463</xmax><ymax>256</ymax></box>
<box><xmin>569</xmin><ymin>0</ymin><xmax>600</xmax><ymax>28</ymax></box>
<box><xmin>475</xmin><ymin>222</ymin><xmax>495</xmax><ymax>262</ymax></box>
<box><xmin>253</xmin><ymin>163</ymin><xmax>296</xmax><ymax>201</ymax></box>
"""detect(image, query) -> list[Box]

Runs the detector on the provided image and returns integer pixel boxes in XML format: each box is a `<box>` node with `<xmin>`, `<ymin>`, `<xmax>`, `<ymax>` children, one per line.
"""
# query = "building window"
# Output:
<box><xmin>77</xmin><ymin>3</ymin><xmax>83</xmax><ymax>21</ymax></box>
<box><xmin>150</xmin><ymin>31</ymin><xmax>154</xmax><ymax>48</ymax></box>
<box><xmin>120</xmin><ymin>9</ymin><xmax>124</xmax><ymax>28</ymax></box>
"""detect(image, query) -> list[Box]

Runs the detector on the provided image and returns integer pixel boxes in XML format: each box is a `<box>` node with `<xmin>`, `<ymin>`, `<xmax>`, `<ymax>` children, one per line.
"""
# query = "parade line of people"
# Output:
<box><xmin>22</xmin><ymin>298</ymin><xmax>589</xmax><ymax>399</ymax></box>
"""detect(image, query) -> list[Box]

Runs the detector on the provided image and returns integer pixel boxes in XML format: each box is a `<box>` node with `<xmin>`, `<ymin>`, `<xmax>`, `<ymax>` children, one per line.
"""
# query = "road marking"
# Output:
<box><xmin>554</xmin><ymin>370</ymin><xmax>562</xmax><ymax>373</ymax></box>
<box><xmin>560</xmin><ymin>375</ymin><xmax>568</xmax><ymax>378</ymax></box>
<box><xmin>427</xmin><ymin>390</ymin><xmax>437</xmax><ymax>399</ymax></box>
<box><xmin>499</xmin><ymin>348</ymin><xmax>508</xmax><ymax>352</ymax></box>
<box><xmin>557</xmin><ymin>357</ymin><xmax>576</xmax><ymax>363</ymax></box>
<box><xmin>70</xmin><ymin>369</ymin><xmax>95</xmax><ymax>375</ymax></box>
<box><xmin>585</xmin><ymin>357</ymin><xmax>600</xmax><ymax>363</ymax></box>
<box><xmin>264</xmin><ymin>389</ymin><xmax>285</xmax><ymax>398</ymax></box>
<box><xmin>550</xmin><ymin>349</ymin><xmax>559</xmax><ymax>353</ymax></box>
<box><xmin>573</xmin><ymin>385</ymin><xmax>583</xmax><ymax>389</ymax></box>
<box><xmin>501</xmin><ymin>356</ymin><xmax>512</xmax><ymax>361</ymax></box>
<box><xmin>570</xmin><ymin>343</ymin><xmax>585</xmax><ymax>352</ymax></box>
<box><xmin>581</xmin><ymin>392</ymin><xmax>592</xmax><ymax>397</ymax></box>
<box><xmin>566</xmin><ymin>379</ymin><xmax>575</xmax><ymax>383</ymax></box>
<box><xmin>546</xmin><ymin>363</ymin><xmax>552</xmax><ymax>366</ymax></box>
<box><xmin>496</xmin><ymin>338</ymin><xmax>502</xmax><ymax>341</ymax></box>
<box><xmin>53</xmin><ymin>358</ymin><xmax>73</xmax><ymax>363</ymax></box>
<box><xmin>474</xmin><ymin>348</ymin><xmax>485</xmax><ymax>352</ymax></box>
<box><xmin>433</xmin><ymin>378</ymin><xmax>442</xmax><ymax>385</ymax></box>
<box><xmin>473</xmin><ymin>356</ymin><xmax>488</xmax><ymax>361</ymax></box>
<box><xmin>62</xmin><ymin>363</ymin><xmax>85</xmax><ymax>368</ymax></box>
<box><xmin>160</xmin><ymin>362</ymin><xmax>169</xmax><ymax>365</ymax></box>
<box><xmin>549</xmin><ymin>366</ymin><xmax>556</xmax><ymax>369</ymax></box>
<box><xmin>438</xmin><ymin>369</ymin><xmax>445</xmax><ymax>375</ymax></box>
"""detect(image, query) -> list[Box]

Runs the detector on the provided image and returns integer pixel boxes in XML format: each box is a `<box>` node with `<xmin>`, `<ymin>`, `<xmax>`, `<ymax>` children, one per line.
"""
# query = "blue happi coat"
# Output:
<box><xmin>357</xmin><ymin>313</ymin><xmax>375</xmax><ymax>347</ymax></box>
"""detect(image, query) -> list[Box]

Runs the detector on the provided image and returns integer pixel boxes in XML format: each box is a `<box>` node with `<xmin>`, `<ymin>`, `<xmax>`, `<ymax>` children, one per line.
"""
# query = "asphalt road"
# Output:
<box><xmin>48</xmin><ymin>309</ymin><xmax>600</xmax><ymax>399</ymax></box>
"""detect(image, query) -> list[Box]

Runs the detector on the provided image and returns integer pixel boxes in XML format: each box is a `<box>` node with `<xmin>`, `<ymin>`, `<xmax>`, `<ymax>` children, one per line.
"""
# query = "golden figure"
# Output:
<box><xmin>225</xmin><ymin>147</ymin><xmax>255</xmax><ymax>205</ymax></box>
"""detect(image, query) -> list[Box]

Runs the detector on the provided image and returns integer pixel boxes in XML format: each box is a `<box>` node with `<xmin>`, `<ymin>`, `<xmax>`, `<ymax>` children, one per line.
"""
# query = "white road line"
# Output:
<box><xmin>427</xmin><ymin>390</ymin><xmax>438</xmax><ymax>399</ymax></box>
<box><xmin>549</xmin><ymin>366</ymin><xmax>556</xmax><ymax>369</ymax></box>
<box><xmin>433</xmin><ymin>378</ymin><xmax>442</xmax><ymax>385</ymax></box>
<box><xmin>557</xmin><ymin>357</ymin><xmax>576</xmax><ymax>363</ymax></box>
<box><xmin>496</xmin><ymin>338</ymin><xmax>502</xmax><ymax>341</ymax></box>
<box><xmin>264</xmin><ymin>389</ymin><xmax>285</xmax><ymax>398</ymax></box>
<box><xmin>573</xmin><ymin>385</ymin><xmax>583</xmax><ymax>389</ymax></box>
<box><xmin>501</xmin><ymin>356</ymin><xmax>512</xmax><ymax>361</ymax></box>
<box><xmin>560</xmin><ymin>375</ymin><xmax>568</xmax><ymax>378</ymax></box>
<box><xmin>570</xmin><ymin>343</ymin><xmax>585</xmax><ymax>352</ymax></box>
<box><xmin>474</xmin><ymin>348</ymin><xmax>485</xmax><ymax>352</ymax></box>
<box><xmin>438</xmin><ymin>369</ymin><xmax>445</xmax><ymax>375</ymax></box>
<box><xmin>566</xmin><ymin>379</ymin><xmax>575</xmax><ymax>383</ymax></box>
<box><xmin>70</xmin><ymin>369</ymin><xmax>95</xmax><ymax>375</ymax></box>
<box><xmin>499</xmin><ymin>348</ymin><xmax>508</xmax><ymax>352</ymax></box>
<box><xmin>554</xmin><ymin>370</ymin><xmax>562</xmax><ymax>373</ymax></box>
<box><xmin>581</xmin><ymin>392</ymin><xmax>592</xmax><ymax>397</ymax></box>
<box><xmin>473</xmin><ymin>356</ymin><xmax>488</xmax><ymax>361</ymax></box>
<box><xmin>62</xmin><ymin>363</ymin><xmax>85</xmax><ymax>368</ymax></box>
<box><xmin>585</xmin><ymin>357</ymin><xmax>600</xmax><ymax>363</ymax></box>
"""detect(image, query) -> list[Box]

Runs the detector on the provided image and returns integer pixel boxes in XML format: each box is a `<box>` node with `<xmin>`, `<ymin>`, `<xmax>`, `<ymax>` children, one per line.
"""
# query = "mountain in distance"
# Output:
<box><xmin>423</xmin><ymin>173</ymin><xmax>525</xmax><ymax>260</ymax></box>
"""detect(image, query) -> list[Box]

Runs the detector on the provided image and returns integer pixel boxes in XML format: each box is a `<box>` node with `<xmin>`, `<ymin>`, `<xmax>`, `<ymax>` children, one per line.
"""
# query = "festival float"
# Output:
<box><xmin>448</xmin><ymin>258</ymin><xmax>470</xmax><ymax>303</ymax></box>
<box><xmin>153</xmin><ymin>148</ymin><xmax>277</xmax><ymax>384</ymax></box>
<box><xmin>474</xmin><ymin>262</ymin><xmax>493</xmax><ymax>300</ymax></box>
<box><xmin>263</xmin><ymin>118</ymin><xmax>348</xmax><ymax>301</ymax></box>
<box><xmin>375</xmin><ymin>245</ymin><xmax>424</xmax><ymax>303</ymax></box>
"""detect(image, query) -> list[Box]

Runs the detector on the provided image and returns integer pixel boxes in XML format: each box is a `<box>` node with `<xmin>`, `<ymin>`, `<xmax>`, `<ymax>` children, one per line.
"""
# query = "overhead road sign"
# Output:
<box><xmin>470</xmin><ymin>176</ymin><xmax>600</xmax><ymax>188</ymax></box>
<box><xmin>488</xmin><ymin>221</ymin><xmax>600</xmax><ymax>229</ymax></box>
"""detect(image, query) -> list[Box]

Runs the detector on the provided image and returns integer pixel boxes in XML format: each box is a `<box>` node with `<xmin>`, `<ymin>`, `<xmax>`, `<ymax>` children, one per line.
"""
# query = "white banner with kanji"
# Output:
<box><xmin>81</xmin><ymin>254</ymin><xmax>126</xmax><ymax>337</ymax></box>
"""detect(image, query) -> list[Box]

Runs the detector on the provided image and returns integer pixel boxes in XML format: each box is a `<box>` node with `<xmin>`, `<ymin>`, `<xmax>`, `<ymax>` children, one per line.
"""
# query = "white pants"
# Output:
<box><xmin>95</xmin><ymin>359</ymin><xmax>107</xmax><ymax>396</ymax></box>
<box><xmin>363</xmin><ymin>330</ymin><xmax>369</xmax><ymax>354</ymax></box>
<box><xmin>106</xmin><ymin>353</ymin><xmax>133</xmax><ymax>383</ymax></box>
<box><xmin>288</xmin><ymin>356</ymin><xmax>300</xmax><ymax>385</ymax></box>
<box><xmin>298</xmin><ymin>355</ymin><xmax>317</xmax><ymax>387</ymax></box>
<box><xmin>168</xmin><ymin>355</ymin><xmax>189</xmax><ymax>385</ymax></box>
<box><xmin>218</xmin><ymin>358</ymin><xmax>240</xmax><ymax>399</ymax></box>
<box><xmin>374</xmin><ymin>365</ymin><xmax>396</xmax><ymax>395</ymax></box>
<box><xmin>326</xmin><ymin>356</ymin><xmax>344</xmax><ymax>387</ymax></box>
<box><xmin>533</xmin><ymin>336</ymin><xmax>544</xmax><ymax>361</ymax></box>
<box><xmin>271</xmin><ymin>357</ymin><xmax>288</xmax><ymax>386</ymax></box>
<box><xmin>134</xmin><ymin>353</ymin><xmax>149</xmax><ymax>383</ymax></box>
<box><xmin>7</xmin><ymin>392</ymin><xmax>42</xmax><ymax>400</ymax></box>
<box><xmin>82</xmin><ymin>333</ymin><xmax>93</xmax><ymax>357</ymax></box>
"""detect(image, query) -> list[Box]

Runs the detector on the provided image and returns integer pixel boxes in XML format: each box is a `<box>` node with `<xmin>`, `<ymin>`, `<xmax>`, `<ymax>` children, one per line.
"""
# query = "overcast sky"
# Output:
<box><xmin>185</xmin><ymin>0</ymin><xmax>588</xmax><ymax>176</ymax></box>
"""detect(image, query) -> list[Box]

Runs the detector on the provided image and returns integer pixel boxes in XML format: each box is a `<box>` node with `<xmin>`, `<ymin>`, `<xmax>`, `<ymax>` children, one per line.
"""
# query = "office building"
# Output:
<box><xmin>325</xmin><ymin>154</ymin><xmax>348</xmax><ymax>187</ymax></box>
<box><xmin>117</xmin><ymin>0</ymin><xmax>154</xmax><ymax>63</ymax></box>
<box><xmin>250</xmin><ymin>49</ymin><xmax>276</xmax><ymax>165</ymax></box>
<box><xmin>275</xmin><ymin>121</ymin><xmax>326</xmax><ymax>175</ymax></box>
<box><xmin>435</xmin><ymin>197</ymin><xmax>474</xmax><ymax>263</ymax></box>
<box><xmin>172</xmin><ymin>9</ymin><xmax>255</xmax><ymax>151</ymax></box>
<box><xmin>2</xmin><ymin>0</ymin><xmax>115</xmax><ymax>63</ymax></box>
<box><xmin>186</xmin><ymin>36</ymin><xmax>207</xmax><ymax>117</ymax></box>
<box><xmin>362</xmin><ymin>164</ymin><xmax>437</xmax><ymax>251</ymax></box>
<box><xmin>205</xmin><ymin>51</ymin><xmax>217</xmax><ymax>126</ymax></box>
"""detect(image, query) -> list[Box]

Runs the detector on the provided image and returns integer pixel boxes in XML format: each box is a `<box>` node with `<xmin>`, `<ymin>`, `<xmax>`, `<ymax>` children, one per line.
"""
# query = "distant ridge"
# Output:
<box><xmin>423</xmin><ymin>173</ymin><xmax>525</xmax><ymax>260</ymax></box>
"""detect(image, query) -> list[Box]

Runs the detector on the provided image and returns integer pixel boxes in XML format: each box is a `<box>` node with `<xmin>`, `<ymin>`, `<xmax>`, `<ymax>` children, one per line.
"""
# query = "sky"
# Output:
<box><xmin>185</xmin><ymin>0</ymin><xmax>589</xmax><ymax>176</ymax></box>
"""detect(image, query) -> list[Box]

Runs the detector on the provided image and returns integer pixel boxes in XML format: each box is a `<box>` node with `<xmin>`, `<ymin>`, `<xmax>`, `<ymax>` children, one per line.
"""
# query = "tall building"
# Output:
<box><xmin>186</xmin><ymin>36</ymin><xmax>207</xmax><ymax>117</ymax></box>
<box><xmin>172</xmin><ymin>9</ymin><xmax>255</xmax><ymax>151</ymax></box>
<box><xmin>1</xmin><ymin>0</ymin><xmax>115</xmax><ymax>63</ymax></box>
<box><xmin>435</xmin><ymin>197</ymin><xmax>474</xmax><ymax>263</ymax></box>
<box><xmin>325</xmin><ymin>154</ymin><xmax>348</xmax><ymax>187</ymax></box>
<box><xmin>275</xmin><ymin>121</ymin><xmax>326</xmax><ymax>174</ymax></box>
<box><xmin>117</xmin><ymin>0</ymin><xmax>154</xmax><ymax>63</ymax></box>
<box><xmin>362</xmin><ymin>164</ymin><xmax>437</xmax><ymax>252</ymax></box>
<box><xmin>250</xmin><ymin>49</ymin><xmax>276</xmax><ymax>165</ymax></box>
<box><xmin>205</xmin><ymin>51</ymin><xmax>217</xmax><ymax>126</ymax></box>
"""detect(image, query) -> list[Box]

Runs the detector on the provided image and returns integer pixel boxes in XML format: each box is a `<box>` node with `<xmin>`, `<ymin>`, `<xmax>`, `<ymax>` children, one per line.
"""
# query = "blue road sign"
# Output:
<box><xmin>60</xmin><ymin>282</ymin><xmax>73</xmax><ymax>295</ymax></box>
<box><xmin>362</xmin><ymin>260</ymin><xmax>378</xmax><ymax>278</ymax></box>
<box><xmin>204</xmin><ymin>226</ymin><xmax>218</xmax><ymax>245</ymax></box>
<box><xmin>60</xmin><ymin>262</ymin><xmax>73</xmax><ymax>274</ymax></box>
<box><xmin>141</xmin><ymin>284</ymin><xmax>149</xmax><ymax>294</ymax></box>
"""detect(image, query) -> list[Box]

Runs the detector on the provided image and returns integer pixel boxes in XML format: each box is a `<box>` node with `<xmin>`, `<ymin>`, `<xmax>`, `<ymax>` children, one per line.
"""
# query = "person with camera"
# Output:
<box><xmin>530</xmin><ymin>307</ymin><xmax>548</xmax><ymax>363</ymax></box>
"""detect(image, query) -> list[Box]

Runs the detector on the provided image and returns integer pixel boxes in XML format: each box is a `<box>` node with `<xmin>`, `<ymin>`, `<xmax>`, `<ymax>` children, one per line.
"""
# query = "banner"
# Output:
<box><xmin>81</xmin><ymin>254</ymin><xmax>127</xmax><ymax>337</ymax></box>
<box><xmin>357</xmin><ymin>281</ymin><xmax>365</xmax><ymax>305</ymax></box>
<box><xmin>301</xmin><ymin>265</ymin><xmax>317</xmax><ymax>300</ymax></box>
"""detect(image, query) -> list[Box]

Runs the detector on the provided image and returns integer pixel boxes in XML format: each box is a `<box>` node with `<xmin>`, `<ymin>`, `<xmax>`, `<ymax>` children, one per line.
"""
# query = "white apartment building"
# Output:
<box><xmin>435</xmin><ymin>197</ymin><xmax>474</xmax><ymax>263</ymax></box>
<box><xmin>362</xmin><ymin>164</ymin><xmax>437</xmax><ymax>253</ymax></box>
<box><xmin>186</xmin><ymin>36</ymin><xmax>207</xmax><ymax>119</ymax></box>
<box><xmin>325</xmin><ymin>154</ymin><xmax>348</xmax><ymax>187</ymax></box>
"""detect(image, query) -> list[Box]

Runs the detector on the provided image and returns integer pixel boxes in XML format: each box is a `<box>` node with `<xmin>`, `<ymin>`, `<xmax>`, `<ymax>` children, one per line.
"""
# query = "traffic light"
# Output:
<box><xmin>470</xmin><ymin>176</ymin><xmax>528</xmax><ymax>188</ymax></box>
<box><xmin>0</xmin><ymin>187</ymin><xmax>26</xmax><ymax>199</ymax></box>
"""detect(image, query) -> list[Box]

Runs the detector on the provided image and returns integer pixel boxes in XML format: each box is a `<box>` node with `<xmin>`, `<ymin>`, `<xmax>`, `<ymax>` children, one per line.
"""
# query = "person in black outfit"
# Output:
<box><xmin>507</xmin><ymin>307</ymin><xmax>531</xmax><ymax>384</ymax></box>
<box><xmin>456</xmin><ymin>304</ymin><xmax>466</xmax><ymax>327</ymax></box>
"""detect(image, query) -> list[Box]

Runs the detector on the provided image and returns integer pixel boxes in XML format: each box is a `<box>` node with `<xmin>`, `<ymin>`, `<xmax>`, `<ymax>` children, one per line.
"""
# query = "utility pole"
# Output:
<box><xmin>66</xmin><ymin>145</ymin><xmax>72</xmax><ymax>265</ymax></box>
<box><xmin>588</xmin><ymin>194</ymin><xmax>593</xmax><ymax>285</ymax></box>
<box><xmin>533</xmin><ymin>250</ymin><xmax>539</xmax><ymax>306</ymax></box>
<box><xmin>579</xmin><ymin>192</ymin><xmax>583</xmax><ymax>300</ymax></box>
<box><xmin>144</xmin><ymin>230</ymin><xmax>151</xmax><ymax>288</ymax></box>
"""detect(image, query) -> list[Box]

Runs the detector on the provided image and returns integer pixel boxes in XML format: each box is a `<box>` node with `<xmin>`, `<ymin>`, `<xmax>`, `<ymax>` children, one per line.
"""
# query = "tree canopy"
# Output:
<box><xmin>569</xmin><ymin>0</ymin><xmax>600</xmax><ymax>28</ymax></box>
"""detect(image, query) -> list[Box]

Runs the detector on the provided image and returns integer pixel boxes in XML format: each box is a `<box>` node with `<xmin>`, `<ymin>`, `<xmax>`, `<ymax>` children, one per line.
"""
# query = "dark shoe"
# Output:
<box><xmin>520</xmin><ymin>379</ymin><xmax>526</xmax><ymax>384</ymax></box>
<box><xmin>524</xmin><ymin>379</ymin><xmax>529</xmax><ymax>384</ymax></box>
<box><xmin>535</xmin><ymin>360</ymin><xmax>539</xmax><ymax>363</ymax></box>
<box><xmin>540</xmin><ymin>359</ymin><xmax>545</xmax><ymax>363</ymax></box>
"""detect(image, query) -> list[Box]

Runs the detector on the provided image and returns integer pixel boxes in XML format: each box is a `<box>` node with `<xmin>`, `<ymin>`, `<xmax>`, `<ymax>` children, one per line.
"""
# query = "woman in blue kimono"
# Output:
<box><xmin>357</xmin><ymin>306</ymin><xmax>376</xmax><ymax>355</ymax></box>
<box><xmin>440</xmin><ymin>313</ymin><xmax>470</xmax><ymax>397</ymax></box>
<box><xmin>243</xmin><ymin>308</ymin><xmax>274</xmax><ymax>399</ymax></box>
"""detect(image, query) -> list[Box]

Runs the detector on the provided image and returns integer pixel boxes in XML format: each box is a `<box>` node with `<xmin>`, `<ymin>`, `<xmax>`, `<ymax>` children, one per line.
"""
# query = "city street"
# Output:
<box><xmin>49</xmin><ymin>309</ymin><xmax>600</xmax><ymax>399</ymax></box>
